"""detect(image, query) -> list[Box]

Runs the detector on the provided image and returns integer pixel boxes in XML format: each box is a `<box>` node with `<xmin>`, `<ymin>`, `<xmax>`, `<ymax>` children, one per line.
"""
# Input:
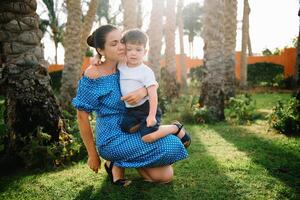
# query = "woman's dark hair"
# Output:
<box><xmin>87</xmin><ymin>25</ymin><xmax>118</xmax><ymax>56</ymax></box>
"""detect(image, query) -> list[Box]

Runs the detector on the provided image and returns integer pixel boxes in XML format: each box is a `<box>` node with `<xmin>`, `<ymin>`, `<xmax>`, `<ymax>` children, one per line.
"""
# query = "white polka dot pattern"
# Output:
<box><xmin>72</xmin><ymin>72</ymin><xmax>188</xmax><ymax>168</ymax></box>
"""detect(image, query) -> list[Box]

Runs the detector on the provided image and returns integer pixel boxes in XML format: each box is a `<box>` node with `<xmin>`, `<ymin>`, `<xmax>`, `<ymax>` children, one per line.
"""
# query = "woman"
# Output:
<box><xmin>72</xmin><ymin>25</ymin><xmax>188</xmax><ymax>186</ymax></box>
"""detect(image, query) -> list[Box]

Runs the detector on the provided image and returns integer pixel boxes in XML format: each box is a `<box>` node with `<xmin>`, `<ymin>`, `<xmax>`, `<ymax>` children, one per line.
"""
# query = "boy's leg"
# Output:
<box><xmin>141</xmin><ymin>108</ymin><xmax>178</xmax><ymax>142</ymax></box>
<box><xmin>141</xmin><ymin>124</ymin><xmax>178</xmax><ymax>143</ymax></box>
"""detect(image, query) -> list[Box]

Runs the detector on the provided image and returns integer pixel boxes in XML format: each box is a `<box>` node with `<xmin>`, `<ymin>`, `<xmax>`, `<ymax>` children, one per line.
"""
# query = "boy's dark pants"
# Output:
<box><xmin>121</xmin><ymin>100</ymin><xmax>162</xmax><ymax>137</ymax></box>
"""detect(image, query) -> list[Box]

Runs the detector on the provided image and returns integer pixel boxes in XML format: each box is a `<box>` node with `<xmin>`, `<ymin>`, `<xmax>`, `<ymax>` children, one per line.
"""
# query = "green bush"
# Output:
<box><xmin>162</xmin><ymin>94</ymin><xmax>198</xmax><ymax>124</ymax></box>
<box><xmin>49</xmin><ymin>70</ymin><xmax>62</xmax><ymax>92</ymax></box>
<box><xmin>17</xmin><ymin>129</ymin><xmax>83</xmax><ymax>169</ymax></box>
<box><xmin>226</xmin><ymin>94</ymin><xmax>257</xmax><ymax>124</ymax></box>
<box><xmin>247</xmin><ymin>62</ymin><xmax>284</xmax><ymax>86</ymax></box>
<box><xmin>268</xmin><ymin>97</ymin><xmax>300</xmax><ymax>135</ymax></box>
<box><xmin>192</xmin><ymin>105</ymin><xmax>216</xmax><ymax>124</ymax></box>
<box><xmin>16</xmin><ymin>107</ymin><xmax>85</xmax><ymax>169</ymax></box>
<box><xmin>85</xmin><ymin>47</ymin><xmax>94</xmax><ymax>57</ymax></box>
<box><xmin>188</xmin><ymin>66</ymin><xmax>203</xmax><ymax>95</ymax></box>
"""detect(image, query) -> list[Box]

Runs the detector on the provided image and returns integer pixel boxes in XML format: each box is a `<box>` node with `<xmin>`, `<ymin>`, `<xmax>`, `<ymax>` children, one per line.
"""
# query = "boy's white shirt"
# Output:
<box><xmin>118</xmin><ymin>62</ymin><xmax>158</xmax><ymax>108</ymax></box>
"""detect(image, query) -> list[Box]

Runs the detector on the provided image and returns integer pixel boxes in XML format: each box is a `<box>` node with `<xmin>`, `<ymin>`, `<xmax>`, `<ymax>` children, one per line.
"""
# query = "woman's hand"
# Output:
<box><xmin>87</xmin><ymin>154</ymin><xmax>101</xmax><ymax>173</ymax></box>
<box><xmin>121</xmin><ymin>87</ymin><xmax>147</xmax><ymax>105</ymax></box>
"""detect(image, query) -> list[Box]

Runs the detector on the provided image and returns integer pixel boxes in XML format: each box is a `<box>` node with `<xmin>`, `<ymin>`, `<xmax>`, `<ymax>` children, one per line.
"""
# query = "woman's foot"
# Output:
<box><xmin>104</xmin><ymin>161</ymin><xmax>132</xmax><ymax>187</ymax></box>
<box><xmin>172</xmin><ymin>121</ymin><xmax>191</xmax><ymax>148</ymax></box>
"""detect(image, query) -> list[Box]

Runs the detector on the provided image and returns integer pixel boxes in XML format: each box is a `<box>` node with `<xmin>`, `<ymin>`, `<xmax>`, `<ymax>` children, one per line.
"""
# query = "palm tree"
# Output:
<box><xmin>177</xmin><ymin>0</ymin><xmax>187</xmax><ymax>91</ymax></box>
<box><xmin>60</xmin><ymin>0</ymin><xmax>82</xmax><ymax>107</ymax></box>
<box><xmin>60</xmin><ymin>0</ymin><xmax>98</xmax><ymax>107</ymax></box>
<box><xmin>122</xmin><ymin>0</ymin><xmax>137</xmax><ymax>29</ymax></box>
<box><xmin>240</xmin><ymin>0</ymin><xmax>250</xmax><ymax>87</ymax></box>
<box><xmin>200</xmin><ymin>0</ymin><xmax>226</xmax><ymax>120</ymax></box>
<box><xmin>182</xmin><ymin>2</ymin><xmax>202</xmax><ymax>57</ymax></box>
<box><xmin>80</xmin><ymin>0</ymin><xmax>99</xmax><ymax>62</ymax></box>
<box><xmin>96</xmin><ymin>0</ymin><xmax>110</xmax><ymax>24</ymax></box>
<box><xmin>164</xmin><ymin>0</ymin><xmax>178</xmax><ymax>99</ymax></box>
<box><xmin>0</xmin><ymin>0</ymin><xmax>65</xmax><ymax>164</ymax></box>
<box><xmin>96</xmin><ymin>0</ymin><xmax>121</xmax><ymax>25</ymax></box>
<box><xmin>137</xmin><ymin>0</ymin><xmax>143</xmax><ymax>28</ymax></box>
<box><xmin>40</xmin><ymin>0</ymin><xmax>65</xmax><ymax>64</ymax></box>
<box><xmin>148</xmin><ymin>0</ymin><xmax>164</xmax><ymax>81</ymax></box>
<box><xmin>223</xmin><ymin>0</ymin><xmax>238</xmax><ymax>98</ymax></box>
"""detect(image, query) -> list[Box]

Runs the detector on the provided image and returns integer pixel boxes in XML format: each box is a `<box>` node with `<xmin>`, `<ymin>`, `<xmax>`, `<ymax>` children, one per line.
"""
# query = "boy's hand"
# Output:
<box><xmin>146</xmin><ymin>116</ymin><xmax>157</xmax><ymax>127</ymax></box>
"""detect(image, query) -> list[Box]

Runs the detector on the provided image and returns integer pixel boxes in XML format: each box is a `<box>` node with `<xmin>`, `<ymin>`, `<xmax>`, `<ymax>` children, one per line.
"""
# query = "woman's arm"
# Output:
<box><xmin>121</xmin><ymin>87</ymin><xmax>147</xmax><ymax>105</ymax></box>
<box><xmin>77</xmin><ymin>110</ymin><xmax>100</xmax><ymax>173</ymax></box>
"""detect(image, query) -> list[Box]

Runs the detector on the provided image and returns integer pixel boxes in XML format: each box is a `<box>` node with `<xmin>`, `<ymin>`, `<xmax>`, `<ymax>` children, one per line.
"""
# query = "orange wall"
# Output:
<box><xmin>159</xmin><ymin>55</ymin><xmax>203</xmax><ymax>82</ymax></box>
<box><xmin>48</xmin><ymin>57</ymin><xmax>91</xmax><ymax>74</ymax></box>
<box><xmin>235</xmin><ymin>48</ymin><xmax>296</xmax><ymax>79</ymax></box>
<box><xmin>48</xmin><ymin>48</ymin><xmax>296</xmax><ymax>80</ymax></box>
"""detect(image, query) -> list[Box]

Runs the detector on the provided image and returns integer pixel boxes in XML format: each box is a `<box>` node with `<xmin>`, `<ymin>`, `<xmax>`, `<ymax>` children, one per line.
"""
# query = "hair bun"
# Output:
<box><xmin>87</xmin><ymin>34</ymin><xmax>95</xmax><ymax>47</ymax></box>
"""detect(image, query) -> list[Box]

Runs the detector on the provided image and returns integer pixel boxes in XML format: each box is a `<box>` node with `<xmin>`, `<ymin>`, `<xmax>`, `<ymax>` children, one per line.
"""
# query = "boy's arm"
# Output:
<box><xmin>147</xmin><ymin>84</ymin><xmax>158</xmax><ymax>118</ymax></box>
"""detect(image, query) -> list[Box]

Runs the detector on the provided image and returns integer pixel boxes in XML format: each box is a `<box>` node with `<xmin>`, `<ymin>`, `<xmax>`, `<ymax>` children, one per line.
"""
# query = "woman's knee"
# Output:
<box><xmin>146</xmin><ymin>166</ymin><xmax>174</xmax><ymax>183</ymax></box>
<box><xmin>160</xmin><ymin>168</ymin><xmax>173</xmax><ymax>183</ymax></box>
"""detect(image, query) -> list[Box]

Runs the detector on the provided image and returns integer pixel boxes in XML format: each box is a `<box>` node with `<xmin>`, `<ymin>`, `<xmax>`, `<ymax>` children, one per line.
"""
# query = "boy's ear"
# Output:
<box><xmin>144</xmin><ymin>49</ymin><xmax>148</xmax><ymax>55</ymax></box>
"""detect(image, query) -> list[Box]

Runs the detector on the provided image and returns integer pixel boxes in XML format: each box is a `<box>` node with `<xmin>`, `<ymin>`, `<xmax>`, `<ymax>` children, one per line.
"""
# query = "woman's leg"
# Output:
<box><xmin>136</xmin><ymin>165</ymin><xmax>174</xmax><ymax>183</ymax></box>
<box><xmin>105</xmin><ymin>161</ymin><xmax>125</xmax><ymax>182</ymax></box>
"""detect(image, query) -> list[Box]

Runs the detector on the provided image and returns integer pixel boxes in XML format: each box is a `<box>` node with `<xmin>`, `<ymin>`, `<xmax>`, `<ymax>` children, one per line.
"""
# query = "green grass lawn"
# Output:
<box><xmin>1</xmin><ymin>92</ymin><xmax>299</xmax><ymax>200</ymax></box>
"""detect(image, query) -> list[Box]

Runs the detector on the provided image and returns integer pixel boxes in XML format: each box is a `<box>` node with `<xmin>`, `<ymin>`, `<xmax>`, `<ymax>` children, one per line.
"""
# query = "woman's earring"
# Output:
<box><xmin>100</xmin><ymin>55</ymin><xmax>106</xmax><ymax>63</ymax></box>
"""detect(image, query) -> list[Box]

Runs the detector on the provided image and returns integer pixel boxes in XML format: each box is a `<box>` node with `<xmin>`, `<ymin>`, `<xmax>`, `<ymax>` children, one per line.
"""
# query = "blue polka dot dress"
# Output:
<box><xmin>72</xmin><ymin>71</ymin><xmax>188</xmax><ymax>168</ymax></box>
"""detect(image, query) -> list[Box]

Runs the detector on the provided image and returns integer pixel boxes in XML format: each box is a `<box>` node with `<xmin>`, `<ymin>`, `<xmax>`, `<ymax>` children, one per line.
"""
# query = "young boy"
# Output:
<box><xmin>119</xmin><ymin>29</ymin><xmax>191</xmax><ymax>148</ymax></box>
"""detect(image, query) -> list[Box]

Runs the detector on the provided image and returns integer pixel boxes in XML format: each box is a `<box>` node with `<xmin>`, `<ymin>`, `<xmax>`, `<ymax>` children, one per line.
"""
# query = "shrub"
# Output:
<box><xmin>16</xmin><ymin>110</ymin><xmax>85</xmax><ymax>169</ymax></box>
<box><xmin>49</xmin><ymin>70</ymin><xmax>62</xmax><ymax>92</ymax></box>
<box><xmin>188</xmin><ymin>66</ymin><xmax>203</xmax><ymax>95</ymax></box>
<box><xmin>17</xmin><ymin>129</ymin><xmax>83</xmax><ymax>169</ymax></box>
<box><xmin>85</xmin><ymin>47</ymin><xmax>94</xmax><ymax>57</ymax></box>
<box><xmin>226</xmin><ymin>94</ymin><xmax>257</xmax><ymax>124</ymax></box>
<box><xmin>162</xmin><ymin>94</ymin><xmax>198</xmax><ymax>124</ymax></box>
<box><xmin>247</xmin><ymin>62</ymin><xmax>284</xmax><ymax>86</ymax></box>
<box><xmin>192</xmin><ymin>105</ymin><xmax>216</xmax><ymax>124</ymax></box>
<box><xmin>268</xmin><ymin>97</ymin><xmax>300</xmax><ymax>135</ymax></box>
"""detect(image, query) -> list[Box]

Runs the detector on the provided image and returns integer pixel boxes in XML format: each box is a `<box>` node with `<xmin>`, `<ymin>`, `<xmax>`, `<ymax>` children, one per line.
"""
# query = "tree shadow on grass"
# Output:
<box><xmin>73</xmin><ymin>135</ymin><xmax>243</xmax><ymax>200</ymax></box>
<box><xmin>211</xmin><ymin>124</ymin><xmax>300</xmax><ymax>198</ymax></box>
<box><xmin>0</xmin><ymin>160</ymin><xmax>87</xmax><ymax>194</ymax></box>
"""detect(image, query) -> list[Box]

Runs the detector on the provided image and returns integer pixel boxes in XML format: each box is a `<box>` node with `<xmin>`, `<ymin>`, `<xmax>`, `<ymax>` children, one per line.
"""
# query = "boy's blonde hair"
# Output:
<box><xmin>122</xmin><ymin>29</ymin><xmax>148</xmax><ymax>48</ymax></box>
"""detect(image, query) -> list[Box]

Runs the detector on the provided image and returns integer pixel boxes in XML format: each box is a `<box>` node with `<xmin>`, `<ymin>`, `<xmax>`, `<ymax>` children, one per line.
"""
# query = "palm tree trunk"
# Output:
<box><xmin>122</xmin><ymin>0</ymin><xmax>138</xmax><ymax>29</ymax></box>
<box><xmin>0</xmin><ymin>0</ymin><xmax>64</xmax><ymax>160</ymax></box>
<box><xmin>60</xmin><ymin>0</ymin><xmax>82</xmax><ymax>107</ymax></box>
<box><xmin>240</xmin><ymin>0</ymin><xmax>250</xmax><ymax>87</ymax></box>
<box><xmin>177</xmin><ymin>0</ymin><xmax>187</xmax><ymax>91</ymax></box>
<box><xmin>80</xmin><ymin>0</ymin><xmax>99</xmax><ymax>62</ymax></box>
<box><xmin>148</xmin><ymin>0</ymin><xmax>164</xmax><ymax>82</ymax></box>
<box><xmin>248</xmin><ymin>32</ymin><xmax>253</xmax><ymax>56</ymax></box>
<box><xmin>137</xmin><ymin>0</ymin><xmax>143</xmax><ymax>29</ymax></box>
<box><xmin>201</xmin><ymin>0</ymin><xmax>226</xmax><ymax>120</ymax></box>
<box><xmin>55</xmin><ymin>42</ymin><xmax>58</xmax><ymax>64</ymax></box>
<box><xmin>60</xmin><ymin>0</ymin><xmax>98</xmax><ymax>107</ymax></box>
<box><xmin>223</xmin><ymin>0</ymin><xmax>238</xmax><ymax>99</ymax></box>
<box><xmin>163</xmin><ymin>0</ymin><xmax>179</xmax><ymax>100</ymax></box>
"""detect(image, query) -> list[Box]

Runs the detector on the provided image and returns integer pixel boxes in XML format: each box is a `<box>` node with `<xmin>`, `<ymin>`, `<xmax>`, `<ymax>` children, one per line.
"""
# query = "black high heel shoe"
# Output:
<box><xmin>104</xmin><ymin>161</ymin><xmax>132</xmax><ymax>187</ymax></box>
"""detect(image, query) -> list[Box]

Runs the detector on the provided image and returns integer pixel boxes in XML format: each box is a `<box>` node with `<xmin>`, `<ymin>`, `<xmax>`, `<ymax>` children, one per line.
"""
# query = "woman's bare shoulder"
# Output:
<box><xmin>84</xmin><ymin>65</ymin><xmax>101</xmax><ymax>79</ymax></box>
